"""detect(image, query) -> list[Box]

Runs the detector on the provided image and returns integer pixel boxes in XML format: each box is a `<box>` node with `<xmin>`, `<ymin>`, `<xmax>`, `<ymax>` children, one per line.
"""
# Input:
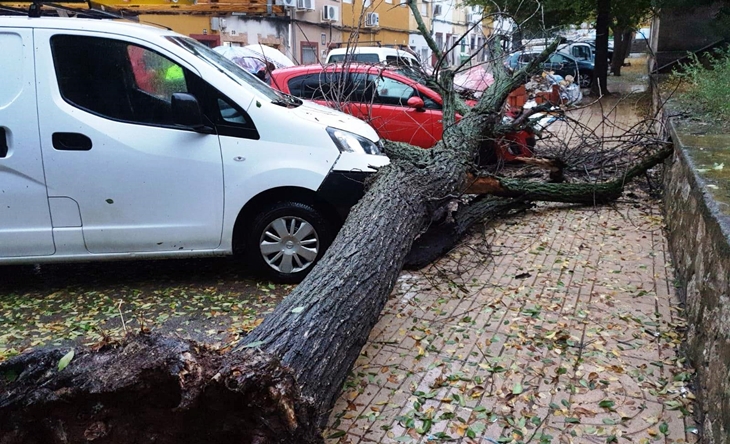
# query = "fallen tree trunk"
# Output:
<box><xmin>0</xmin><ymin>60</ymin><xmax>538</xmax><ymax>442</ymax></box>
<box><xmin>0</xmin><ymin>140</ymin><xmax>671</xmax><ymax>444</ymax></box>
<box><xmin>0</xmin><ymin>38</ymin><xmax>671</xmax><ymax>443</ymax></box>
<box><xmin>465</xmin><ymin>144</ymin><xmax>674</xmax><ymax>204</ymax></box>
<box><xmin>0</xmin><ymin>145</ymin><xmax>478</xmax><ymax>443</ymax></box>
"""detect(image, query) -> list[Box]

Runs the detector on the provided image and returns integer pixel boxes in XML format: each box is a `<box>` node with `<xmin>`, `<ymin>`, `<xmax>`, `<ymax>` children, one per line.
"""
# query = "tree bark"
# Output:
<box><xmin>592</xmin><ymin>0</ymin><xmax>611</xmax><ymax>96</ymax></box>
<box><xmin>610</xmin><ymin>27</ymin><xmax>633</xmax><ymax>76</ymax></box>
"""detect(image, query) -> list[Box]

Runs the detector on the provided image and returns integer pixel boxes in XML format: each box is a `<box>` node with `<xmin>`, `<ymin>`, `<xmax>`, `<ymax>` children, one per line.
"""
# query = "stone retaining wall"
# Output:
<box><xmin>663</xmin><ymin>120</ymin><xmax>730</xmax><ymax>444</ymax></box>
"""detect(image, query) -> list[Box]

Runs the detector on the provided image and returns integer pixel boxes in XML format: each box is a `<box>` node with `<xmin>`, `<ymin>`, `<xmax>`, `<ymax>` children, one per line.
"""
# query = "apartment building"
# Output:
<box><xmin>89</xmin><ymin>0</ymin><xmax>490</xmax><ymax>68</ymax></box>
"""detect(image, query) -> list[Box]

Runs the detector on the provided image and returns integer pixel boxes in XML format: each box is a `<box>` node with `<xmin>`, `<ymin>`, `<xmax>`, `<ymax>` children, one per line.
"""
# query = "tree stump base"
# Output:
<box><xmin>0</xmin><ymin>333</ymin><xmax>322</xmax><ymax>444</ymax></box>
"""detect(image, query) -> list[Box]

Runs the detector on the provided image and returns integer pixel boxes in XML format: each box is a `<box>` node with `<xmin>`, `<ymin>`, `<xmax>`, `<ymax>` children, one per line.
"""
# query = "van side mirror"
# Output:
<box><xmin>407</xmin><ymin>96</ymin><xmax>425</xmax><ymax>111</ymax></box>
<box><xmin>171</xmin><ymin>93</ymin><xmax>210</xmax><ymax>132</ymax></box>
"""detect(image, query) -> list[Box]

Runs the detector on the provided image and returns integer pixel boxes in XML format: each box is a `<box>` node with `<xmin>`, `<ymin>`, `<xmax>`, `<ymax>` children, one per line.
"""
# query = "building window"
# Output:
<box><xmin>188</xmin><ymin>34</ymin><xmax>221</xmax><ymax>48</ymax></box>
<box><xmin>300</xmin><ymin>42</ymin><xmax>318</xmax><ymax>64</ymax></box>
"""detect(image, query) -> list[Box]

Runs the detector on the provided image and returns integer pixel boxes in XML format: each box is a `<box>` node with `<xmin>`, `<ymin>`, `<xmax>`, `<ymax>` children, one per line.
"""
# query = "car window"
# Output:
<box><xmin>572</xmin><ymin>45</ymin><xmax>591</xmax><ymax>60</ymax></box>
<box><xmin>287</xmin><ymin>72</ymin><xmax>351</xmax><ymax>100</ymax></box>
<box><xmin>548</xmin><ymin>53</ymin><xmax>569</xmax><ymax>64</ymax></box>
<box><xmin>211</xmin><ymin>94</ymin><xmax>259</xmax><ymax>139</ymax></box>
<box><xmin>518</xmin><ymin>53</ymin><xmax>537</xmax><ymax>64</ymax></box>
<box><xmin>288</xmin><ymin>73</ymin><xmax>331</xmax><ymax>100</ymax></box>
<box><xmin>353</xmin><ymin>54</ymin><xmax>381</xmax><ymax>63</ymax></box>
<box><xmin>385</xmin><ymin>55</ymin><xmax>415</xmax><ymax>66</ymax></box>
<box><xmin>168</xmin><ymin>36</ymin><xmax>284</xmax><ymax>103</ymax></box>
<box><xmin>349</xmin><ymin>73</ymin><xmax>378</xmax><ymax>102</ymax></box>
<box><xmin>128</xmin><ymin>45</ymin><xmax>188</xmax><ymax>100</ymax></box>
<box><xmin>422</xmin><ymin>96</ymin><xmax>441</xmax><ymax>110</ymax></box>
<box><xmin>217</xmin><ymin>98</ymin><xmax>247</xmax><ymax>124</ymax></box>
<box><xmin>51</xmin><ymin>35</ymin><xmax>187</xmax><ymax>126</ymax></box>
<box><xmin>373</xmin><ymin>76</ymin><xmax>415</xmax><ymax>106</ymax></box>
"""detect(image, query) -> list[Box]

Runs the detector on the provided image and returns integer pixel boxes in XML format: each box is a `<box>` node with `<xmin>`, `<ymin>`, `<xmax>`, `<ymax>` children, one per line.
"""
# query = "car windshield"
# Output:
<box><xmin>395</xmin><ymin>66</ymin><xmax>427</xmax><ymax>83</ymax></box>
<box><xmin>167</xmin><ymin>36</ymin><xmax>286</xmax><ymax>103</ymax></box>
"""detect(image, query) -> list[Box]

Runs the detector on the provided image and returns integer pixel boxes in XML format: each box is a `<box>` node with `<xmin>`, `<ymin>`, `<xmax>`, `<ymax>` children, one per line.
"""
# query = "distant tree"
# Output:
<box><xmin>593</xmin><ymin>0</ymin><xmax>611</xmax><ymax>94</ymax></box>
<box><xmin>608</xmin><ymin>0</ymin><xmax>652</xmax><ymax>76</ymax></box>
<box><xmin>479</xmin><ymin>0</ymin><xmax>654</xmax><ymax>92</ymax></box>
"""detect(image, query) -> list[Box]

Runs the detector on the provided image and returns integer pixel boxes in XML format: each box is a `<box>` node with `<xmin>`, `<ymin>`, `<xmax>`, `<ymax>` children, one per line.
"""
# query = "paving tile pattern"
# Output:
<box><xmin>325</xmin><ymin>197</ymin><xmax>697</xmax><ymax>444</ymax></box>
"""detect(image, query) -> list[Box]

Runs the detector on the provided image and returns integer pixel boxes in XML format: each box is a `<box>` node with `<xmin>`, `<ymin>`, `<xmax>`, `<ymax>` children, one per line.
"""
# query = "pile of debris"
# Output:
<box><xmin>525</xmin><ymin>72</ymin><xmax>582</xmax><ymax>105</ymax></box>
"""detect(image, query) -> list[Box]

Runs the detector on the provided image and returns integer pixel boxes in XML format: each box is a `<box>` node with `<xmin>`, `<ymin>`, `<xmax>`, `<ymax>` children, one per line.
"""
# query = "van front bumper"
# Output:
<box><xmin>316</xmin><ymin>171</ymin><xmax>375</xmax><ymax>220</ymax></box>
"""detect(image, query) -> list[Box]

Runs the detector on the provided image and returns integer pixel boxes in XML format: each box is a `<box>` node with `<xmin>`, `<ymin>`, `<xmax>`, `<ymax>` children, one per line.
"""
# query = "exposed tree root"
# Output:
<box><xmin>0</xmin><ymin>333</ymin><xmax>321</xmax><ymax>444</ymax></box>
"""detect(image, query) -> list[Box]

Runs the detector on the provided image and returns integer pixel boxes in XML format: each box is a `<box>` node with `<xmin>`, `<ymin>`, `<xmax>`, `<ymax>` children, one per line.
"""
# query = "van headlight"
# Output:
<box><xmin>327</xmin><ymin>127</ymin><xmax>382</xmax><ymax>155</ymax></box>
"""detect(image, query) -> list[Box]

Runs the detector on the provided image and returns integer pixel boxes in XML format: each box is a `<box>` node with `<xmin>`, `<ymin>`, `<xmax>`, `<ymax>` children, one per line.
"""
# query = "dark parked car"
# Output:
<box><xmin>504</xmin><ymin>50</ymin><xmax>594</xmax><ymax>88</ymax></box>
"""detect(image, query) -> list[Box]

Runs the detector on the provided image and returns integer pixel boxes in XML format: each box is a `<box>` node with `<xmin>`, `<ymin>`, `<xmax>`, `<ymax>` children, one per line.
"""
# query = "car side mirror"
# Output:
<box><xmin>407</xmin><ymin>96</ymin><xmax>425</xmax><ymax>111</ymax></box>
<box><xmin>171</xmin><ymin>93</ymin><xmax>211</xmax><ymax>132</ymax></box>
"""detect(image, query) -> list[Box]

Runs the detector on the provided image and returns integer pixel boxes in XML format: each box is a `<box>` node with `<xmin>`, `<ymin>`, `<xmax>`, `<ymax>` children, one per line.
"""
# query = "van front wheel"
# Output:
<box><xmin>247</xmin><ymin>202</ymin><xmax>334</xmax><ymax>283</ymax></box>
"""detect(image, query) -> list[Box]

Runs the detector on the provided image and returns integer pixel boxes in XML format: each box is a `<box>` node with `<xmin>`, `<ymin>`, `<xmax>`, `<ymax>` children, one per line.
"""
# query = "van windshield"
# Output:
<box><xmin>167</xmin><ymin>36</ymin><xmax>287</xmax><ymax>103</ymax></box>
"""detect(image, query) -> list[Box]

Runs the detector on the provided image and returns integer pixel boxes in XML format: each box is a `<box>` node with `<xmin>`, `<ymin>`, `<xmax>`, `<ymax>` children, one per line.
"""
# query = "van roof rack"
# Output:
<box><xmin>0</xmin><ymin>0</ymin><xmax>137</xmax><ymax>20</ymax></box>
<box><xmin>330</xmin><ymin>41</ymin><xmax>383</xmax><ymax>48</ymax></box>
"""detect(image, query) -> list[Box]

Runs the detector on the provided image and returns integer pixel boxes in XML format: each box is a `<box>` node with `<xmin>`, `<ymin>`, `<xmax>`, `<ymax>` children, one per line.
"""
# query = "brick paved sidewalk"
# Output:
<box><xmin>325</xmin><ymin>197</ymin><xmax>696</xmax><ymax>443</ymax></box>
<box><xmin>325</xmin><ymin>69</ymin><xmax>697</xmax><ymax>443</ymax></box>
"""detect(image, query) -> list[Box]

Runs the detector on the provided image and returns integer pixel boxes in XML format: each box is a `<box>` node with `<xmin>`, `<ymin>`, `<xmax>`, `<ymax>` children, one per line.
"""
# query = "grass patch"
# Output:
<box><xmin>673</xmin><ymin>47</ymin><xmax>730</xmax><ymax>120</ymax></box>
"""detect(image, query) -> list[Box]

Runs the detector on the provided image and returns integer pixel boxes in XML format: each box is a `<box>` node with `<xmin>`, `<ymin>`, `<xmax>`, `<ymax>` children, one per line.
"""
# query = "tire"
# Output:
<box><xmin>578</xmin><ymin>71</ymin><xmax>592</xmax><ymax>88</ymax></box>
<box><xmin>247</xmin><ymin>201</ymin><xmax>335</xmax><ymax>283</ymax></box>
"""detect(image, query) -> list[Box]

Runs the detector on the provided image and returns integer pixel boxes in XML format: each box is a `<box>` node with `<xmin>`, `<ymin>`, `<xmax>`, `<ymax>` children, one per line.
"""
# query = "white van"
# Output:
<box><xmin>325</xmin><ymin>47</ymin><xmax>421</xmax><ymax>68</ymax></box>
<box><xmin>0</xmin><ymin>16</ymin><xmax>389</xmax><ymax>282</ymax></box>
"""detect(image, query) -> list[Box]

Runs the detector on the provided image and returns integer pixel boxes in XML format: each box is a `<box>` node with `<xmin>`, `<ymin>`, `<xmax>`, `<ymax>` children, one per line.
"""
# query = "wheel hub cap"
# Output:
<box><xmin>259</xmin><ymin>216</ymin><xmax>319</xmax><ymax>274</ymax></box>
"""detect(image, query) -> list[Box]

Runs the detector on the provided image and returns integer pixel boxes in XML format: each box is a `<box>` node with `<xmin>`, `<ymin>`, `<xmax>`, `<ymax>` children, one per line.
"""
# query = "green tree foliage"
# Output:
<box><xmin>486</xmin><ymin>0</ymin><xmax>588</xmax><ymax>37</ymax></box>
<box><xmin>473</xmin><ymin>0</ymin><xmax>654</xmax><ymax>86</ymax></box>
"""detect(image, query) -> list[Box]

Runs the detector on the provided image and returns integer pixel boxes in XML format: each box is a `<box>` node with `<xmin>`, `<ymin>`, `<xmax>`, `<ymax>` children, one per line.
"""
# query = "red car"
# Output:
<box><xmin>270</xmin><ymin>64</ymin><xmax>452</xmax><ymax>149</ymax></box>
<box><xmin>270</xmin><ymin>64</ymin><xmax>534</xmax><ymax>159</ymax></box>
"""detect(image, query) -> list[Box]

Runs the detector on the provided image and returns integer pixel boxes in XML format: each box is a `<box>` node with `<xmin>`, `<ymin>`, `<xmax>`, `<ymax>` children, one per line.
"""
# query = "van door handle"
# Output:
<box><xmin>0</xmin><ymin>127</ymin><xmax>7</xmax><ymax>158</ymax></box>
<box><xmin>52</xmin><ymin>132</ymin><xmax>93</xmax><ymax>151</ymax></box>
